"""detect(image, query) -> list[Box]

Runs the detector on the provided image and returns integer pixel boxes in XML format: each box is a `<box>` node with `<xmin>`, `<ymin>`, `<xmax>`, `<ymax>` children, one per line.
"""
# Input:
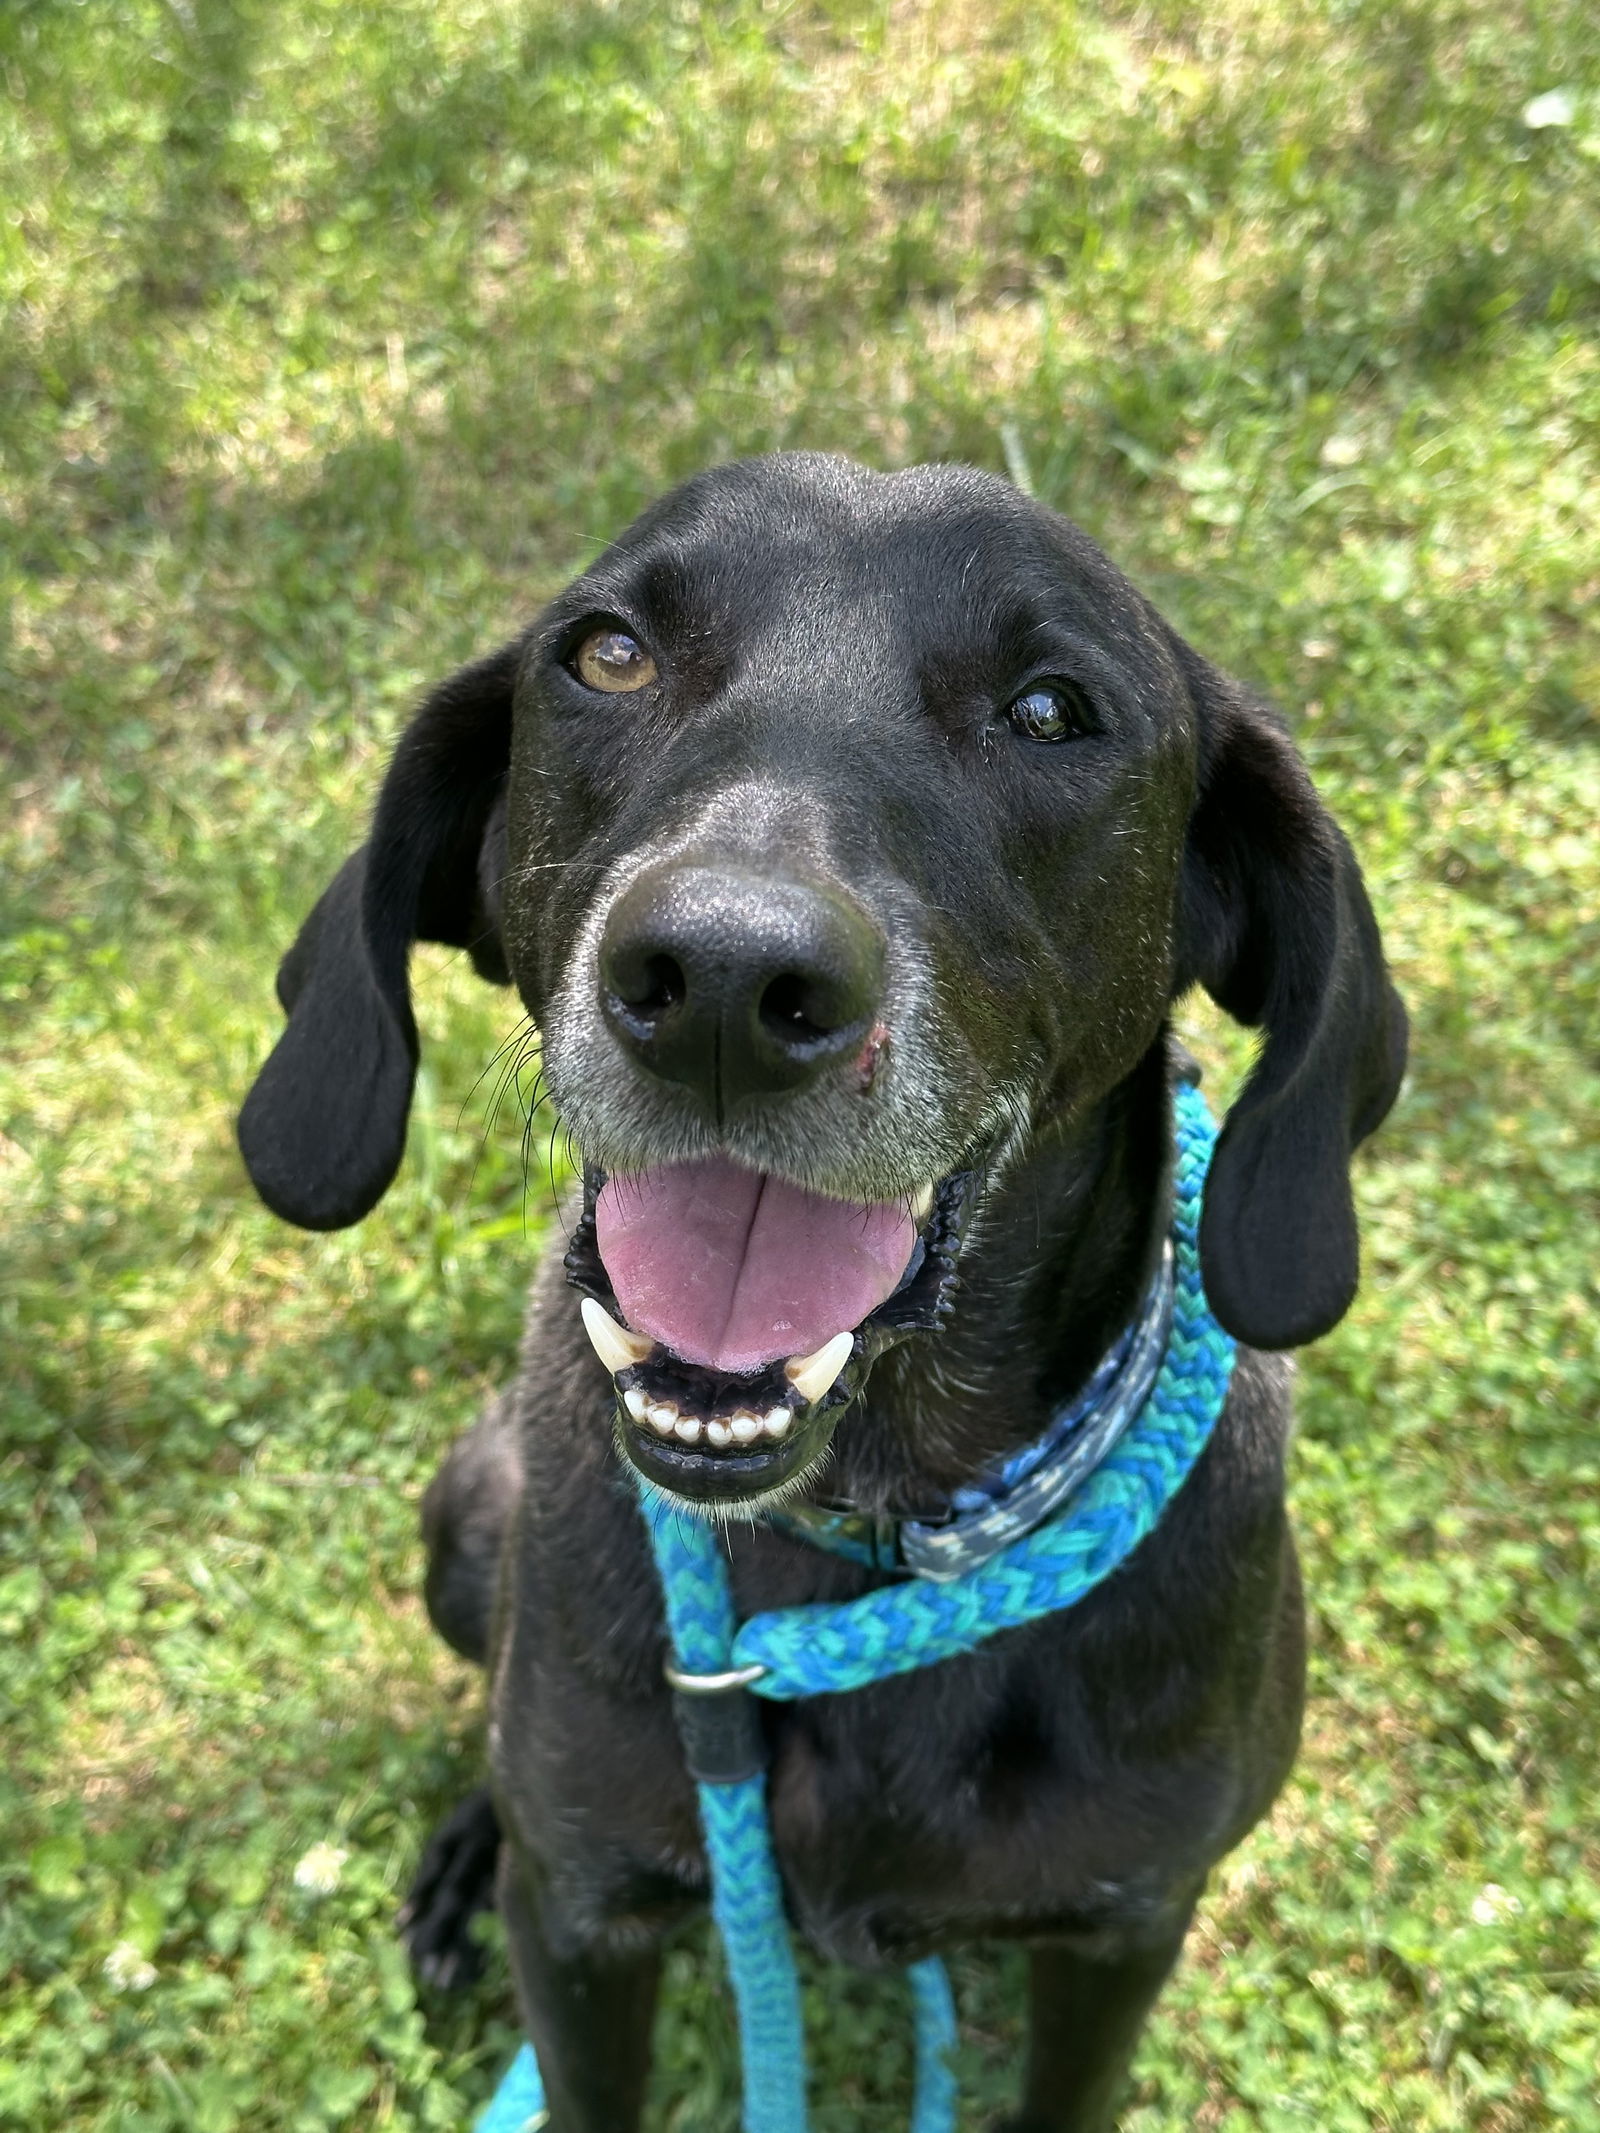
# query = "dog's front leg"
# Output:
<box><xmin>497</xmin><ymin>1853</ymin><xmax>661</xmax><ymax>2133</ymax></box>
<box><xmin>1003</xmin><ymin>1909</ymin><xmax>1197</xmax><ymax>2133</ymax></box>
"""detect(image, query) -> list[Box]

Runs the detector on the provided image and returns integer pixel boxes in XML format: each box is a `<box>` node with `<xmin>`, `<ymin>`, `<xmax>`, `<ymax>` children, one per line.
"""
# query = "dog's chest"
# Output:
<box><xmin>502</xmin><ymin>1610</ymin><xmax>1236</xmax><ymax>1965</ymax></box>
<box><xmin>747</xmin><ymin>1635</ymin><xmax>1228</xmax><ymax>1963</ymax></box>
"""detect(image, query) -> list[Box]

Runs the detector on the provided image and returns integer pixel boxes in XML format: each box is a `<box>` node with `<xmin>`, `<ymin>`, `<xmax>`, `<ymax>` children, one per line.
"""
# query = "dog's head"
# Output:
<box><xmin>239</xmin><ymin>455</ymin><xmax>1406</xmax><ymax>1510</ymax></box>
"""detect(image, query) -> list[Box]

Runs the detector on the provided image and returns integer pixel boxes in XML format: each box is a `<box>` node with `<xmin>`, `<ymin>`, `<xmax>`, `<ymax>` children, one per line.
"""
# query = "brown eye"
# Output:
<box><xmin>572</xmin><ymin>626</ymin><xmax>658</xmax><ymax>694</ymax></box>
<box><xmin>1006</xmin><ymin>680</ymin><xmax>1097</xmax><ymax>743</ymax></box>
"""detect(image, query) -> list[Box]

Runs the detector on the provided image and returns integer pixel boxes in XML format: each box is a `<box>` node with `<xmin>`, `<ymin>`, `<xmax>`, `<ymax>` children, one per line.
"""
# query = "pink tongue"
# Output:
<box><xmin>595</xmin><ymin>1159</ymin><xmax>918</xmax><ymax>1375</ymax></box>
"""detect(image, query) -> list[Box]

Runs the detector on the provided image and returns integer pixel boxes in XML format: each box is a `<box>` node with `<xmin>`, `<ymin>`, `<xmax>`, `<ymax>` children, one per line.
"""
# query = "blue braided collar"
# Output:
<box><xmin>769</xmin><ymin>1245</ymin><xmax>1175</xmax><ymax>1582</ymax></box>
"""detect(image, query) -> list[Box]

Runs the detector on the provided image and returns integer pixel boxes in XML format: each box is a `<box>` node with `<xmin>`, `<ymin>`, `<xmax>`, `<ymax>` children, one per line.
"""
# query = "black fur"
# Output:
<box><xmin>239</xmin><ymin>455</ymin><xmax>1406</xmax><ymax>2130</ymax></box>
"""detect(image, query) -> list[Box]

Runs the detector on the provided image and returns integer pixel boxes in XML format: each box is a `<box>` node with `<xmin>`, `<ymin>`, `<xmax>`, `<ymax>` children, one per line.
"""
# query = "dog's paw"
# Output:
<box><xmin>399</xmin><ymin>1786</ymin><xmax>502</xmax><ymax>1991</ymax></box>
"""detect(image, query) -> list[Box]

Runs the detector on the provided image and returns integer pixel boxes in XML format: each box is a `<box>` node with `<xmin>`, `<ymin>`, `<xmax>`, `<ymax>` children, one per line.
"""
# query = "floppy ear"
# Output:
<box><xmin>237</xmin><ymin>640</ymin><xmax>523</xmax><ymax>1229</ymax></box>
<box><xmin>1174</xmin><ymin>650</ymin><xmax>1408</xmax><ymax>1349</ymax></box>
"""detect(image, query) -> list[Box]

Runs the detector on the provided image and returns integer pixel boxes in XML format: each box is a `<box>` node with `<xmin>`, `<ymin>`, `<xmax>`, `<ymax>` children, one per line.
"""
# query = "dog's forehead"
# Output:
<box><xmin>564</xmin><ymin>454</ymin><xmax>1140</xmax><ymax>643</ymax></box>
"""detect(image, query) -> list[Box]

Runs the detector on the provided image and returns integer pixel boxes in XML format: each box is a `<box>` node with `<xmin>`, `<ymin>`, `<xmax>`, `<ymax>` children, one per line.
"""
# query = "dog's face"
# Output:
<box><xmin>239</xmin><ymin>455</ymin><xmax>1405</xmax><ymax>1511</ymax></box>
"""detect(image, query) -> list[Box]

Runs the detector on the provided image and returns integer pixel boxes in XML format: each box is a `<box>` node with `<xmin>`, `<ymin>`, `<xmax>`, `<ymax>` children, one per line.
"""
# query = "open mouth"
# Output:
<box><xmin>565</xmin><ymin>1158</ymin><xmax>978</xmax><ymax>1509</ymax></box>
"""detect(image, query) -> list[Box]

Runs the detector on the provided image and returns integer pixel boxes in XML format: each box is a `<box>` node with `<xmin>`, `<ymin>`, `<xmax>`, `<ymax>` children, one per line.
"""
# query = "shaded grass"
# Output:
<box><xmin>3</xmin><ymin>0</ymin><xmax>1598</xmax><ymax>2126</ymax></box>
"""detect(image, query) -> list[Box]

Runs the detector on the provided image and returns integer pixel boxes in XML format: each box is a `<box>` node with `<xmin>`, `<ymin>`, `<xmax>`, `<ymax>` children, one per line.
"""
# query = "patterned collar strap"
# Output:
<box><xmin>769</xmin><ymin>1246</ymin><xmax>1175</xmax><ymax>1580</ymax></box>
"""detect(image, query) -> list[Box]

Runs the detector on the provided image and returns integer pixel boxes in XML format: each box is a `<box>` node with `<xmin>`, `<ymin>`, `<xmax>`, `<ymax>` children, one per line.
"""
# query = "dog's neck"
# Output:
<box><xmin>825</xmin><ymin>1041</ymin><xmax>1176</xmax><ymax>1518</ymax></box>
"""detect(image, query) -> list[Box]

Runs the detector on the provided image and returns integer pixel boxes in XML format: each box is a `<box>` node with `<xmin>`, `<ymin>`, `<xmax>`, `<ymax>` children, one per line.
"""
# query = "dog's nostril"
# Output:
<box><xmin>759</xmin><ymin>972</ymin><xmax>832</xmax><ymax>1046</ymax></box>
<box><xmin>603</xmin><ymin>941</ymin><xmax>687</xmax><ymax>1033</ymax></box>
<box><xmin>622</xmin><ymin>952</ymin><xmax>684</xmax><ymax>1019</ymax></box>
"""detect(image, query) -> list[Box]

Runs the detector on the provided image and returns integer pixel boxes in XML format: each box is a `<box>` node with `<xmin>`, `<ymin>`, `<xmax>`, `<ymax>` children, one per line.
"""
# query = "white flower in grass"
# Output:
<box><xmin>293</xmin><ymin>1841</ymin><xmax>349</xmax><ymax>1895</ymax></box>
<box><xmin>104</xmin><ymin>1940</ymin><xmax>158</xmax><ymax>1991</ymax></box>
<box><xmin>1522</xmin><ymin>90</ymin><xmax>1576</xmax><ymax>130</ymax></box>
<box><xmin>1470</xmin><ymin>1882</ymin><xmax>1523</xmax><ymax>1925</ymax></box>
<box><xmin>1319</xmin><ymin>434</ymin><xmax>1363</xmax><ymax>468</ymax></box>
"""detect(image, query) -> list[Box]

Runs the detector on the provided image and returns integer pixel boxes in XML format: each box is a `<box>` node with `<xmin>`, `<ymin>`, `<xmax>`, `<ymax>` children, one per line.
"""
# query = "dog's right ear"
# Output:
<box><xmin>1173</xmin><ymin>646</ymin><xmax>1408</xmax><ymax>1350</ymax></box>
<box><xmin>237</xmin><ymin>641</ymin><xmax>523</xmax><ymax>1229</ymax></box>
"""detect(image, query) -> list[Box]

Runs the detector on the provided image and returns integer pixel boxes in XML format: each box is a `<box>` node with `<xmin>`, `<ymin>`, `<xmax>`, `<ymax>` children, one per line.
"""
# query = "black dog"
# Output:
<box><xmin>238</xmin><ymin>455</ymin><xmax>1406</xmax><ymax>2131</ymax></box>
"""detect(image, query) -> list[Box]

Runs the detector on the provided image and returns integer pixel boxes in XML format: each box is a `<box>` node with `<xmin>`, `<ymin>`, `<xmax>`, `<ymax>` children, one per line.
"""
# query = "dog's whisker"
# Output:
<box><xmin>466</xmin><ymin>1018</ymin><xmax>538</xmax><ymax>1128</ymax></box>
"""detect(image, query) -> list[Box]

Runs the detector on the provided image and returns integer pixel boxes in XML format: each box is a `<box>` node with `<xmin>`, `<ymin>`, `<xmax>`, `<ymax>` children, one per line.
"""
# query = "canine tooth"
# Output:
<box><xmin>648</xmin><ymin>1403</ymin><xmax>678</xmax><ymax>1435</ymax></box>
<box><xmin>762</xmin><ymin>1406</ymin><xmax>792</xmax><ymax>1438</ymax></box>
<box><xmin>674</xmin><ymin>1415</ymin><xmax>703</xmax><ymax>1445</ymax></box>
<box><xmin>729</xmin><ymin>1411</ymin><xmax>761</xmax><ymax>1443</ymax></box>
<box><xmin>911</xmin><ymin>1181</ymin><xmax>936</xmax><ymax>1223</ymax></box>
<box><xmin>706</xmin><ymin>1419</ymin><xmax>733</xmax><ymax>1449</ymax></box>
<box><xmin>580</xmin><ymin>1297</ymin><xmax>654</xmax><ymax>1375</ymax></box>
<box><xmin>784</xmin><ymin>1331</ymin><xmax>854</xmax><ymax>1406</ymax></box>
<box><xmin>624</xmin><ymin>1386</ymin><xmax>650</xmax><ymax>1422</ymax></box>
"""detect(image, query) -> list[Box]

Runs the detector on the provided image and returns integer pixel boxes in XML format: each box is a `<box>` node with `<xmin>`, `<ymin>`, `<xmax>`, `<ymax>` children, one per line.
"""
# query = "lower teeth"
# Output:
<box><xmin>623</xmin><ymin>1394</ymin><xmax>794</xmax><ymax>1449</ymax></box>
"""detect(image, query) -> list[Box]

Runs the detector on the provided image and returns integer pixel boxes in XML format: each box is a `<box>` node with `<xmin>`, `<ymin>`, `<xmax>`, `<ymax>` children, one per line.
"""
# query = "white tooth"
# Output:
<box><xmin>648</xmin><ymin>1403</ymin><xmax>678</xmax><ymax>1435</ymax></box>
<box><xmin>729</xmin><ymin>1412</ymin><xmax>761</xmax><ymax>1443</ymax></box>
<box><xmin>580</xmin><ymin>1297</ymin><xmax>654</xmax><ymax>1375</ymax></box>
<box><xmin>706</xmin><ymin>1419</ymin><xmax>733</xmax><ymax>1449</ymax></box>
<box><xmin>911</xmin><ymin>1181</ymin><xmax>935</xmax><ymax>1223</ymax></box>
<box><xmin>674</xmin><ymin>1415</ymin><xmax>703</xmax><ymax>1445</ymax></box>
<box><xmin>762</xmin><ymin>1406</ymin><xmax>792</xmax><ymax>1438</ymax></box>
<box><xmin>624</xmin><ymin>1387</ymin><xmax>650</xmax><ymax>1422</ymax></box>
<box><xmin>784</xmin><ymin>1331</ymin><xmax>854</xmax><ymax>1407</ymax></box>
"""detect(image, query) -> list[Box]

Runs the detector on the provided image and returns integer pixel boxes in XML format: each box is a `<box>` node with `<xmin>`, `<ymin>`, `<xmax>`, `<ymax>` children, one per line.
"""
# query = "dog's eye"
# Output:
<box><xmin>1006</xmin><ymin>681</ymin><xmax>1097</xmax><ymax>743</ymax></box>
<box><xmin>572</xmin><ymin>627</ymin><xmax>658</xmax><ymax>694</ymax></box>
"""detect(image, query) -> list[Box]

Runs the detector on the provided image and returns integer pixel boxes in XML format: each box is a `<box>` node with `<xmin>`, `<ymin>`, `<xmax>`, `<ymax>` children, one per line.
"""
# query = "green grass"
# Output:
<box><xmin>3</xmin><ymin>0</ymin><xmax>1598</xmax><ymax>2125</ymax></box>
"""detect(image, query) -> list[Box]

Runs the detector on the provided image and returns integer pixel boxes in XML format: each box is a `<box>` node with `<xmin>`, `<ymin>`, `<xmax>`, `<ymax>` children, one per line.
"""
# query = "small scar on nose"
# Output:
<box><xmin>855</xmin><ymin>1023</ymin><xmax>890</xmax><ymax>1093</ymax></box>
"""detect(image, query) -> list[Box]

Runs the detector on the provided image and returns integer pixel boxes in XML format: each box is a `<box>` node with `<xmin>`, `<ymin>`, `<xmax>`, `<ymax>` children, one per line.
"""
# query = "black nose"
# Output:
<box><xmin>599</xmin><ymin>864</ymin><xmax>884</xmax><ymax>1118</ymax></box>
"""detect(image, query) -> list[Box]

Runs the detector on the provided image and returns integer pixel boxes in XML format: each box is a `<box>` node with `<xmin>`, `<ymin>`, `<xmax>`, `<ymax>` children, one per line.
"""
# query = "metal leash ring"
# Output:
<box><xmin>664</xmin><ymin>1658</ymin><xmax>769</xmax><ymax>1694</ymax></box>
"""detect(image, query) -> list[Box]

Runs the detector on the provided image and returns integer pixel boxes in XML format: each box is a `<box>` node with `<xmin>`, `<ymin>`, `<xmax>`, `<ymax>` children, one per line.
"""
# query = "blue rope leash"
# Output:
<box><xmin>645</xmin><ymin>1460</ymin><xmax>810</xmax><ymax>2131</ymax></box>
<box><xmin>475</xmin><ymin>2044</ymin><xmax>545</xmax><ymax>2133</ymax></box>
<box><xmin>477</xmin><ymin>1083</ymin><xmax>1233</xmax><ymax>2132</ymax></box>
<box><xmin>907</xmin><ymin>1959</ymin><xmax>960</xmax><ymax>2133</ymax></box>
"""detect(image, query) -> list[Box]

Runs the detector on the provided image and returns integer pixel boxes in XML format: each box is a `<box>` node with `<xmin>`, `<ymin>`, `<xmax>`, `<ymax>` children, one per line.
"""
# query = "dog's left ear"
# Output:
<box><xmin>237</xmin><ymin>640</ymin><xmax>523</xmax><ymax>1231</ymax></box>
<box><xmin>1174</xmin><ymin>647</ymin><xmax>1408</xmax><ymax>1350</ymax></box>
